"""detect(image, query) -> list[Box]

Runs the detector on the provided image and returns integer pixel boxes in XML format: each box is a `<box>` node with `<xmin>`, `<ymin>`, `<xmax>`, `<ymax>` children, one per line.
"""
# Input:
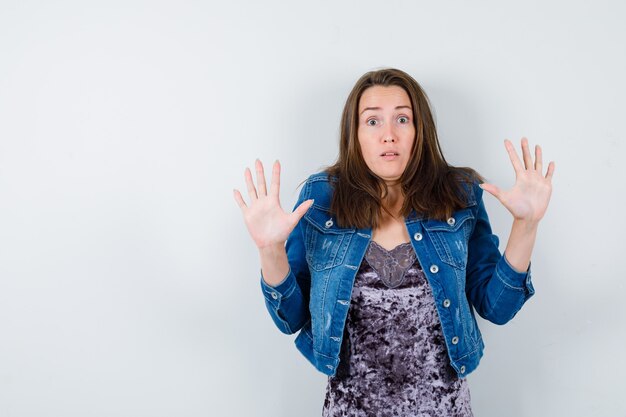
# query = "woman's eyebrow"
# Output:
<box><xmin>360</xmin><ymin>105</ymin><xmax>412</xmax><ymax>115</ymax></box>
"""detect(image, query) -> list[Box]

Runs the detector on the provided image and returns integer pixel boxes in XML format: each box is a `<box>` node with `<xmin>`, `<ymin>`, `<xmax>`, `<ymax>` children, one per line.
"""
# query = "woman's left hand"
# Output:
<box><xmin>479</xmin><ymin>137</ymin><xmax>555</xmax><ymax>224</ymax></box>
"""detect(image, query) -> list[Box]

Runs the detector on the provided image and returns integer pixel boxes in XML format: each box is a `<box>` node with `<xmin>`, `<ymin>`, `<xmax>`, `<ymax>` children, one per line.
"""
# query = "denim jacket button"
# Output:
<box><xmin>430</xmin><ymin>265</ymin><xmax>439</xmax><ymax>273</ymax></box>
<box><xmin>460</xmin><ymin>365</ymin><xmax>466</xmax><ymax>374</ymax></box>
<box><xmin>443</xmin><ymin>299</ymin><xmax>451</xmax><ymax>308</ymax></box>
<box><xmin>271</xmin><ymin>292</ymin><xmax>278</xmax><ymax>300</ymax></box>
<box><xmin>452</xmin><ymin>336</ymin><xmax>459</xmax><ymax>345</ymax></box>
<box><xmin>447</xmin><ymin>217</ymin><xmax>456</xmax><ymax>226</ymax></box>
<box><xmin>413</xmin><ymin>232</ymin><xmax>423</xmax><ymax>241</ymax></box>
<box><xmin>325</xmin><ymin>219</ymin><xmax>333</xmax><ymax>228</ymax></box>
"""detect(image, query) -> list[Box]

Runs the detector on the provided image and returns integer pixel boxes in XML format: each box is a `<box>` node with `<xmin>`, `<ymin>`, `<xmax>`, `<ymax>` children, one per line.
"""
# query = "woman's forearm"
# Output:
<box><xmin>259</xmin><ymin>243</ymin><xmax>291</xmax><ymax>287</ymax></box>
<box><xmin>503</xmin><ymin>219</ymin><xmax>539</xmax><ymax>273</ymax></box>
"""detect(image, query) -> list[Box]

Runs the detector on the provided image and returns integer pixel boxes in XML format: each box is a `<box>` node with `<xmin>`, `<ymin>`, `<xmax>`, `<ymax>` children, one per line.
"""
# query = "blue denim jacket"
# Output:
<box><xmin>259</xmin><ymin>172</ymin><xmax>534</xmax><ymax>378</ymax></box>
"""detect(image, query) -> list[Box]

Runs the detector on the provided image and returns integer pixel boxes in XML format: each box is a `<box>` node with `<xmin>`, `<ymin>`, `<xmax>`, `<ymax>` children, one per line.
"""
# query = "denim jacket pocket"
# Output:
<box><xmin>303</xmin><ymin>207</ymin><xmax>354</xmax><ymax>271</ymax></box>
<box><xmin>423</xmin><ymin>208</ymin><xmax>475</xmax><ymax>269</ymax></box>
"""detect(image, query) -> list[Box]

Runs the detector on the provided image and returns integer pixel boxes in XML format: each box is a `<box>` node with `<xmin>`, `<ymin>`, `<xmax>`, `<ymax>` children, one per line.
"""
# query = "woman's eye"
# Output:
<box><xmin>366</xmin><ymin>119</ymin><xmax>378</xmax><ymax>126</ymax></box>
<box><xmin>398</xmin><ymin>116</ymin><xmax>409</xmax><ymax>124</ymax></box>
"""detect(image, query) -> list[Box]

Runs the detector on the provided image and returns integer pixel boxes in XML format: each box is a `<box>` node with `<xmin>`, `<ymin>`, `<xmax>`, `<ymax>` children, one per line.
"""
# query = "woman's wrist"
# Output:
<box><xmin>259</xmin><ymin>243</ymin><xmax>290</xmax><ymax>287</ymax></box>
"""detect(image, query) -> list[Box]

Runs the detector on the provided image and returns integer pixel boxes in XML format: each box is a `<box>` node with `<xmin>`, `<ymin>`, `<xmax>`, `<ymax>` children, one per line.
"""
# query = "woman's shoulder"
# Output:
<box><xmin>301</xmin><ymin>171</ymin><xmax>337</xmax><ymax>210</ymax></box>
<box><xmin>450</xmin><ymin>167</ymin><xmax>483</xmax><ymax>208</ymax></box>
<box><xmin>305</xmin><ymin>171</ymin><xmax>338</xmax><ymax>183</ymax></box>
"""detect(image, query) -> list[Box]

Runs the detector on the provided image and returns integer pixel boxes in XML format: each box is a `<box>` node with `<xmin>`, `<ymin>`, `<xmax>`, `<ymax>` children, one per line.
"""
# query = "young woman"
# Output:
<box><xmin>233</xmin><ymin>68</ymin><xmax>554</xmax><ymax>416</ymax></box>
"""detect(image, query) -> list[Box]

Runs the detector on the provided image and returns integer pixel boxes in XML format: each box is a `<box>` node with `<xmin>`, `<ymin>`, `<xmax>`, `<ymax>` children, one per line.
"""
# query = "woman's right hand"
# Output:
<box><xmin>233</xmin><ymin>159</ymin><xmax>314</xmax><ymax>250</ymax></box>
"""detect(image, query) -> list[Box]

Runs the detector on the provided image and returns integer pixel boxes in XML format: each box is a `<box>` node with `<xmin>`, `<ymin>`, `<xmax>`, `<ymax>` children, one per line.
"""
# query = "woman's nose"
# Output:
<box><xmin>381</xmin><ymin>124</ymin><xmax>396</xmax><ymax>143</ymax></box>
<box><xmin>382</xmin><ymin>130</ymin><xmax>396</xmax><ymax>143</ymax></box>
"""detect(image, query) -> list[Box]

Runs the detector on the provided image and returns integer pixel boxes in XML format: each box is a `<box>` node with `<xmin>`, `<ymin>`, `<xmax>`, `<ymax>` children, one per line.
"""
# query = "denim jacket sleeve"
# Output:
<box><xmin>258</xmin><ymin>183</ymin><xmax>311</xmax><ymax>334</ymax></box>
<box><xmin>465</xmin><ymin>184</ymin><xmax>535</xmax><ymax>325</ymax></box>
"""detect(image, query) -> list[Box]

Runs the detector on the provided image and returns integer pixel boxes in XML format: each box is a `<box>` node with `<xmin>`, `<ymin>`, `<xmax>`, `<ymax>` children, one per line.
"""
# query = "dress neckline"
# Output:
<box><xmin>369</xmin><ymin>240</ymin><xmax>412</xmax><ymax>252</ymax></box>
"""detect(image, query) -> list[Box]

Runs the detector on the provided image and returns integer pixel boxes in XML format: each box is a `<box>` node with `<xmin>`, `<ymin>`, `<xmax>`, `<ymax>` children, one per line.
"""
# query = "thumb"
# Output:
<box><xmin>479</xmin><ymin>183</ymin><xmax>501</xmax><ymax>200</ymax></box>
<box><xmin>291</xmin><ymin>199</ymin><xmax>314</xmax><ymax>222</ymax></box>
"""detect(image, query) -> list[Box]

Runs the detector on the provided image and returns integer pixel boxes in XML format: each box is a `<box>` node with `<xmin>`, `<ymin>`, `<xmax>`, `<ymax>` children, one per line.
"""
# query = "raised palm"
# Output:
<box><xmin>233</xmin><ymin>159</ymin><xmax>313</xmax><ymax>249</ymax></box>
<box><xmin>480</xmin><ymin>137</ymin><xmax>555</xmax><ymax>223</ymax></box>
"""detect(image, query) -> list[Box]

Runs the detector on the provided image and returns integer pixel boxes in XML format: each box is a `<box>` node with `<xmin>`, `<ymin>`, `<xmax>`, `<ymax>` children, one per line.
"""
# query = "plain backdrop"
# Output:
<box><xmin>1</xmin><ymin>1</ymin><xmax>624</xmax><ymax>416</ymax></box>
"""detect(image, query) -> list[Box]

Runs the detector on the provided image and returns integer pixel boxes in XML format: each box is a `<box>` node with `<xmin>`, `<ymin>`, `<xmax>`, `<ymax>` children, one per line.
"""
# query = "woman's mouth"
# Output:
<box><xmin>381</xmin><ymin>152</ymin><xmax>399</xmax><ymax>161</ymax></box>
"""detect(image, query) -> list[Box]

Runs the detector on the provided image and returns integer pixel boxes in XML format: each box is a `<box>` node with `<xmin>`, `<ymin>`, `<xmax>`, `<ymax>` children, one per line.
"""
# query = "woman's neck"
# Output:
<box><xmin>381</xmin><ymin>183</ymin><xmax>405</xmax><ymax>219</ymax></box>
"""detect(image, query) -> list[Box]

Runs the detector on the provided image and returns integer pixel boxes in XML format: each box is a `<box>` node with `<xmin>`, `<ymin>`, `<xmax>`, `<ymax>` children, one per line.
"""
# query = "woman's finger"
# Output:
<box><xmin>545</xmin><ymin>161</ymin><xmax>556</xmax><ymax>180</ymax></box>
<box><xmin>255</xmin><ymin>159</ymin><xmax>267</xmax><ymax>197</ymax></box>
<box><xmin>535</xmin><ymin>144</ymin><xmax>543</xmax><ymax>173</ymax></box>
<box><xmin>504</xmin><ymin>139</ymin><xmax>524</xmax><ymax>174</ymax></box>
<box><xmin>244</xmin><ymin>167</ymin><xmax>258</xmax><ymax>201</ymax></box>
<box><xmin>479</xmin><ymin>182</ymin><xmax>502</xmax><ymax>201</ymax></box>
<box><xmin>520</xmin><ymin>137</ymin><xmax>533</xmax><ymax>170</ymax></box>
<box><xmin>233</xmin><ymin>189</ymin><xmax>248</xmax><ymax>211</ymax></box>
<box><xmin>269</xmin><ymin>160</ymin><xmax>281</xmax><ymax>198</ymax></box>
<box><xmin>291</xmin><ymin>199</ymin><xmax>314</xmax><ymax>224</ymax></box>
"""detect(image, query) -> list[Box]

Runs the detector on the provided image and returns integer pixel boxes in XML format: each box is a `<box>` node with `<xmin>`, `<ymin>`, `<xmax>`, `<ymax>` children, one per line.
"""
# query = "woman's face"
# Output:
<box><xmin>357</xmin><ymin>85</ymin><xmax>415</xmax><ymax>185</ymax></box>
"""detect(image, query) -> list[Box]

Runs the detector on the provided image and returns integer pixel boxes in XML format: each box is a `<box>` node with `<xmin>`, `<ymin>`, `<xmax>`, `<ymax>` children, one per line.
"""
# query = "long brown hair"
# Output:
<box><xmin>323</xmin><ymin>68</ymin><xmax>484</xmax><ymax>229</ymax></box>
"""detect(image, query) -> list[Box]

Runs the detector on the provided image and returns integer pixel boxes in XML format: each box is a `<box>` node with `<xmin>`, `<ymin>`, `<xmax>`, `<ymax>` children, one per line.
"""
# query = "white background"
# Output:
<box><xmin>1</xmin><ymin>1</ymin><xmax>624</xmax><ymax>416</ymax></box>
